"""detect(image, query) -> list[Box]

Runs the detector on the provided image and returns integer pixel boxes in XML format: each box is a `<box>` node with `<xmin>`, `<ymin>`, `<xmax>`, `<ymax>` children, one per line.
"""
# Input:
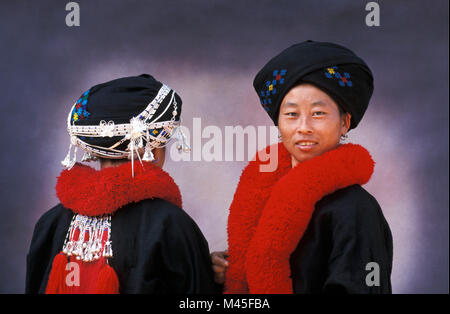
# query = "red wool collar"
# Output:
<box><xmin>56</xmin><ymin>161</ymin><xmax>182</xmax><ymax>216</ymax></box>
<box><xmin>225</xmin><ymin>143</ymin><xmax>375</xmax><ymax>294</ymax></box>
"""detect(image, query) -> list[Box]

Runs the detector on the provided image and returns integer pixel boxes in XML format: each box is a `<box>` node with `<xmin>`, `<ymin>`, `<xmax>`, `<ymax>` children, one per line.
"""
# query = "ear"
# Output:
<box><xmin>152</xmin><ymin>147</ymin><xmax>166</xmax><ymax>168</ymax></box>
<box><xmin>342</xmin><ymin>113</ymin><xmax>352</xmax><ymax>135</ymax></box>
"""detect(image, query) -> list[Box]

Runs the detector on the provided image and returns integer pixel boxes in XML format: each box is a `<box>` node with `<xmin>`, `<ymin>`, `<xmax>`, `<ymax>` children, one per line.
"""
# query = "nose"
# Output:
<box><xmin>296</xmin><ymin>116</ymin><xmax>313</xmax><ymax>134</ymax></box>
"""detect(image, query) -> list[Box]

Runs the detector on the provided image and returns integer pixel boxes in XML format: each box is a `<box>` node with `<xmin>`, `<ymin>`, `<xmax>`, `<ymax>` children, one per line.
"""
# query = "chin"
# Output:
<box><xmin>290</xmin><ymin>146</ymin><xmax>326</xmax><ymax>164</ymax></box>
<box><xmin>294</xmin><ymin>154</ymin><xmax>316</xmax><ymax>163</ymax></box>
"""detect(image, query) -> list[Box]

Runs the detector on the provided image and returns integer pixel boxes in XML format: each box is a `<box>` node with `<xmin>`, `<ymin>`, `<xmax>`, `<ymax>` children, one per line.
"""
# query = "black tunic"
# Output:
<box><xmin>290</xmin><ymin>184</ymin><xmax>393</xmax><ymax>294</ymax></box>
<box><xmin>26</xmin><ymin>198</ymin><xmax>217</xmax><ymax>294</ymax></box>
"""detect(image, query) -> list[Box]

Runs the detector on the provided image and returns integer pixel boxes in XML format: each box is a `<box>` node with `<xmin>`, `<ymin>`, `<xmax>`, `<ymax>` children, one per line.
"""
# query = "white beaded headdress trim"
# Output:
<box><xmin>61</xmin><ymin>84</ymin><xmax>190</xmax><ymax>176</ymax></box>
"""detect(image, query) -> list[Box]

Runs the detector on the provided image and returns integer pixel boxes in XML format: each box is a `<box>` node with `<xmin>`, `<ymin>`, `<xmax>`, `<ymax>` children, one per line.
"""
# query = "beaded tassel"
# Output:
<box><xmin>62</xmin><ymin>214</ymin><xmax>113</xmax><ymax>262</ymax></box>
<box><xmin>142</xmin><ymin>141</ymin><xmax>155</xmax><ymax>162</ymax></box>
<box><xmin>61</xmin><ymin>137</ymin><xmax>78</xmax><ymax>169</ymax></box>
<box><xmin>81</xmin><ymin>151</ymin><xmax>98</xmax><ymax>162</ymax></box>
<box><xmin>175</xmin><ymin>127</ymin><xmax>191</xmax><ymax>153</ymax></box>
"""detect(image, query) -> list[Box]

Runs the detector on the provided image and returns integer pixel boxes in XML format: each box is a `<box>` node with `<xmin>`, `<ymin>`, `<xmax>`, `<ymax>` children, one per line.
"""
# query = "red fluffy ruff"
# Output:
<box><xmin>46</xmin><ymin>161</ymin><xmax>182</xmax><ymax>293</ymax></box>
<box><xmin>55</xmin><ymin>161</ymin><xmax>182</xmax><ymax>216</ymax></box>
<box><xmin>225</xmin><ymin>143</ymin><xmax>374</xmax><ymax>294</ymax></box>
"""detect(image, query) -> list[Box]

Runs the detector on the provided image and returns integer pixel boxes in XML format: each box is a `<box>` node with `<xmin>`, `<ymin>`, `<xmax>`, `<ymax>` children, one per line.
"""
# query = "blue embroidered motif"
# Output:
<box><xmin>324</xmin><ymin>66</ymin><xmax>352</xmax><ymax>87</ymax></box>
<box><xmin>72</xmin><ymin>89</ymin><xmax>91</xmax><ymax>122</ymax></box>
<box><xmin>259</xmin><ymin>69</ymin><xmax>287</xmax><ymax>112</ymax></box>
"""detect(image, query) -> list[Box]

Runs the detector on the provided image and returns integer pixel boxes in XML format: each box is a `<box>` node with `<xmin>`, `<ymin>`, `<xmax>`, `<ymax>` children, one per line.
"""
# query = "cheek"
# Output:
<box><xmin>278</xmin><ymin>123</ymin><xmax>295</xmax><ymax>142</ymax></box>
<box><xmin>319</xmin><ymin>123</ymin><xmax>342</xmax><ymax>145</ymax></box>
<box><xmin>278</xmin><ymin>115</ymin><xmax>299</xmax><ymax>136</ymax></box>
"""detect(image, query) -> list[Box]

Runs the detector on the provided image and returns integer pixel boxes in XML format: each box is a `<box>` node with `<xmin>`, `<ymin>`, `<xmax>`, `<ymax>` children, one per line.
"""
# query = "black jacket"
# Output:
<box><xmin>290</xmin><ymin>185</ymin><xmax>393</xmax><ymax>293</ymax></box>
<box><xmin>26</xmin><ymin>198</ymin><xmax>217</xmax><ymax>294</ymax></box>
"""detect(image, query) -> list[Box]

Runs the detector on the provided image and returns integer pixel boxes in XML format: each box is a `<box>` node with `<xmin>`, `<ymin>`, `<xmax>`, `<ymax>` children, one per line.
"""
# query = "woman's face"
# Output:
<box><xmin>277</xmin><ymin>83</ymin><xmax>351</xmax><ymax>167</ymax></box>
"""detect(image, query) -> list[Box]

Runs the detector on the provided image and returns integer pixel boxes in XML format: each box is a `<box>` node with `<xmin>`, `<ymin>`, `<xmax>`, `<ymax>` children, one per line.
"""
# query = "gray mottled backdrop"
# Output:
<box><xmin>0</xmin><ymin>0</ymin><xmax>448</xmax><ymax>293</ymax></box>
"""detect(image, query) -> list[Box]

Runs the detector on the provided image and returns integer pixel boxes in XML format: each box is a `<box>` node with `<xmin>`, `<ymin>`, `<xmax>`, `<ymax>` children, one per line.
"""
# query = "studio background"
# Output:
<box><xmin>0</xmin><ymin>0</ymin><xmax>448</xmax><ymax>293</ymax></box>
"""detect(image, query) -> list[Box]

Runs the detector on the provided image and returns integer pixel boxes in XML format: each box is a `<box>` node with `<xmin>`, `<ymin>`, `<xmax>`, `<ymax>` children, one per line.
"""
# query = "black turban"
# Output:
<box><xmin>253</xmin><ymin>40</ymin><xmax>374</xmax><ymax>129</ymax></box>
<box><xmin>71</xmin><ymin>74</ymin><xmax>182</xmax><ymax>151</ymax></box>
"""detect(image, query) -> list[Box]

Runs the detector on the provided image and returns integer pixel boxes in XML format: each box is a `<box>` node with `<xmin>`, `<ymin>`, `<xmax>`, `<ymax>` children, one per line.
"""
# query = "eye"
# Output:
<box><xmin>312</xmin><ymin>111</ymin><xmax>326</xmax><ymax>116</ymax></box>
<box><xmin>284</xmin><ymin>112</ymin><xmax>298</xmax><ymax>117</ymax></box>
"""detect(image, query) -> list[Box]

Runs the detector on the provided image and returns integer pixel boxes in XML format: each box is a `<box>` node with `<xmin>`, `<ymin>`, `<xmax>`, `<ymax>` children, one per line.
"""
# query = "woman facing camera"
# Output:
<box><xmin>212</xmin><ymin>40</ymin><xmax>393</xmax><ymax>294</ymax></box>
<box><xmin>26</xmin><ymin>74</ymin><xmax>216</xmax><ymax>294</ymax></box>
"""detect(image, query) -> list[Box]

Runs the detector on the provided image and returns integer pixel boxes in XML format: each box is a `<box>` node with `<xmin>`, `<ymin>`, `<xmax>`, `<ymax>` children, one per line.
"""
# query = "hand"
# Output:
<box><xmin>211</xmin><ymin>250</ymin><xmax>229</xmax><ymax>284</ymax></box>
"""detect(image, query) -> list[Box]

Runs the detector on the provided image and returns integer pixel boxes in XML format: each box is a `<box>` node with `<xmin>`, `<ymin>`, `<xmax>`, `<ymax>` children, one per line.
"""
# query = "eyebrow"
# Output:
<box><xmin>311</xmin><ymin>101</ymin><xmax>327</xmax><ymax>107</ymax></box>
<box><xmin>282</xmin><ymin>101</ymin><xmax>327</xmax><ymax>107</ymax></box>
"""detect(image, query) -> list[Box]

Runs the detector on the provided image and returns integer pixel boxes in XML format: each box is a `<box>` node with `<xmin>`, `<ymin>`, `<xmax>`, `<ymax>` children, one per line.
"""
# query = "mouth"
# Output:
<box><xmin>295</xmin><ymin>141</ymin><xmax>318</xmax><ymax>151</ymax></box>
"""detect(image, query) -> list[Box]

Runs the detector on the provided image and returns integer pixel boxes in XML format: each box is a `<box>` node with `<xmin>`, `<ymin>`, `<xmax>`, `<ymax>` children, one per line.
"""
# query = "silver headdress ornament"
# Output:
<box><xmin>62</xmin><ymin>84</ymin><xmax>190</xmax><ymax>177</ymax></box>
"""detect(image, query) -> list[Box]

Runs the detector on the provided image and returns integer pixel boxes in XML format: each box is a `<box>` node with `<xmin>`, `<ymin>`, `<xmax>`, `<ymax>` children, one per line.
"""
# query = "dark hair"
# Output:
<box><xmin>338</xmin><ymin>105</ymin><xmax>346</xmax><ymax>116</ymax></box>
